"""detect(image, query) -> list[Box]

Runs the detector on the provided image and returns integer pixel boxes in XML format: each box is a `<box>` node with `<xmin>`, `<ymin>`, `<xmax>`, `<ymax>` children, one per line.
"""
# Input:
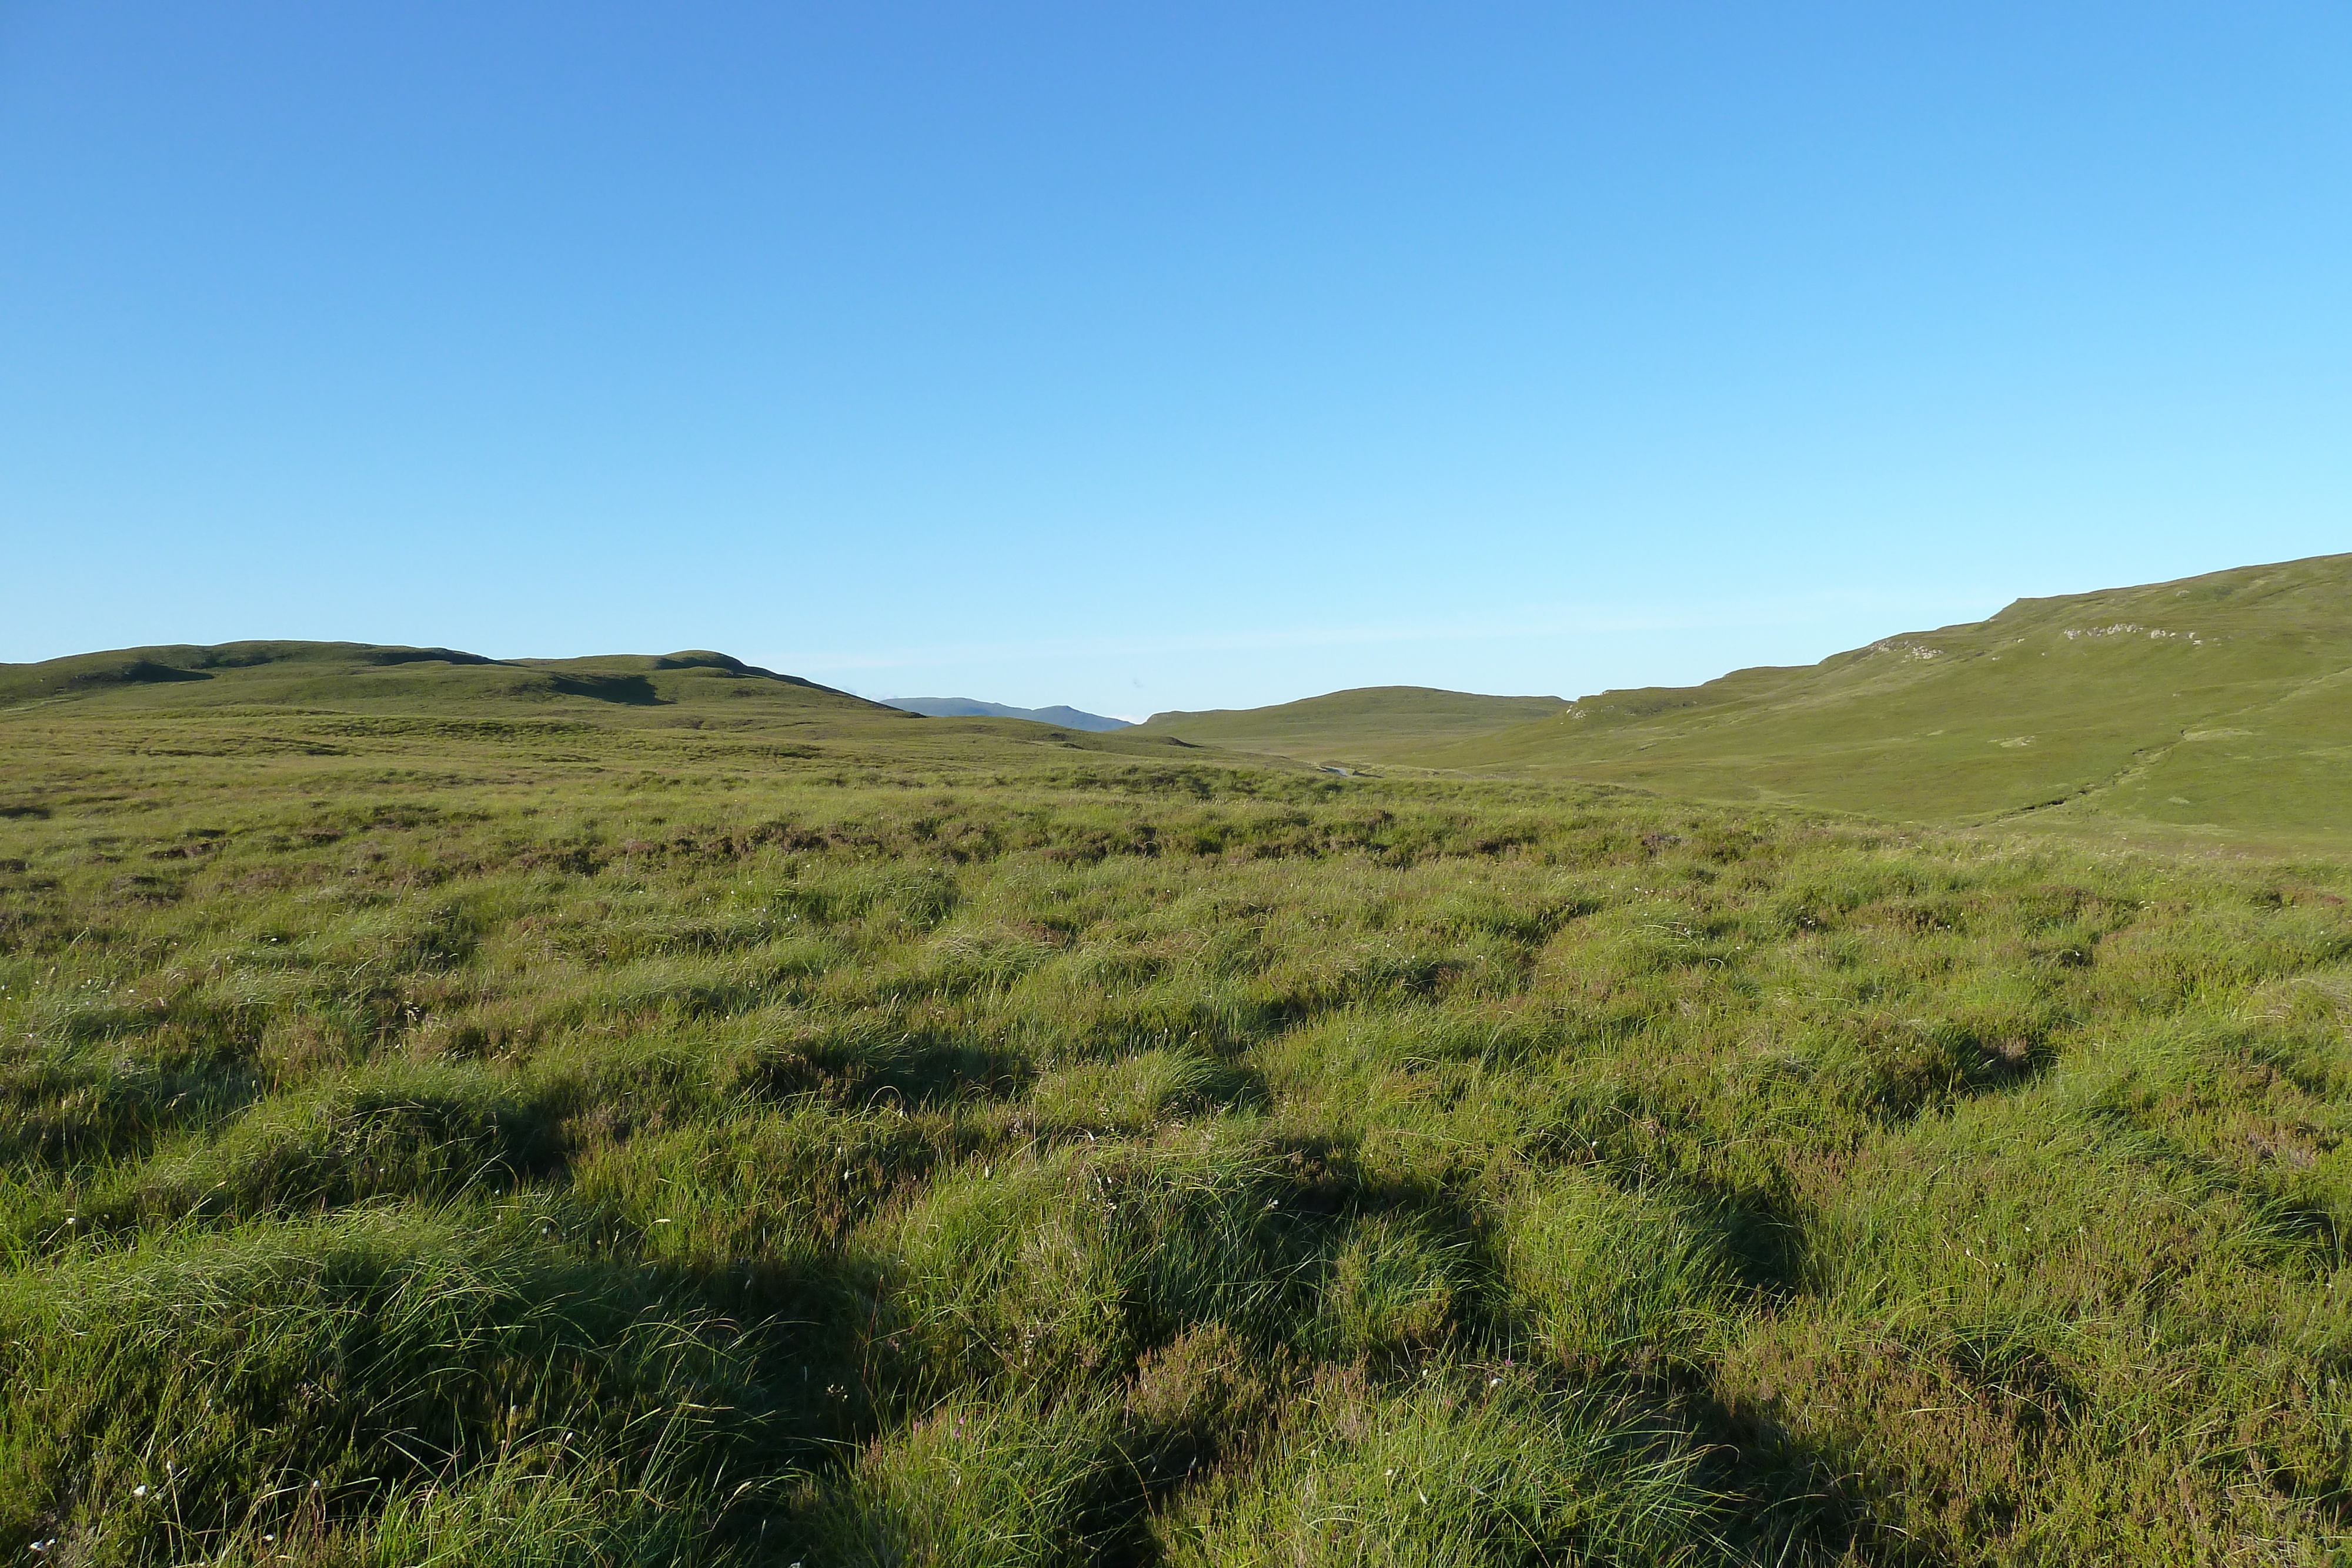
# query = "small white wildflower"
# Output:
<box><xmin>133</xmin><ymin>1483</ymin><xmax>148</xmax><ymax>1497</ymax></box>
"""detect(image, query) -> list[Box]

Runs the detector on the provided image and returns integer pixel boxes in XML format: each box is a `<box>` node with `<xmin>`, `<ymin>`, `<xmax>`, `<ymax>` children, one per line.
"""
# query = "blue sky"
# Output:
<box><xmin>4</xmin><ymin>4</ymin><xmax>2346</xmax><ymax>718</ymax></box>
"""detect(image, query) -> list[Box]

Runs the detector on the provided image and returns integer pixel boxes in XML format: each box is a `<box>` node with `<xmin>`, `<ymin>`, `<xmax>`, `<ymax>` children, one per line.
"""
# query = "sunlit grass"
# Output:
<box><xmin>4</xmin><ymin>698</ymin><xmax>2352</xmax><ymax>1562</ymax></box>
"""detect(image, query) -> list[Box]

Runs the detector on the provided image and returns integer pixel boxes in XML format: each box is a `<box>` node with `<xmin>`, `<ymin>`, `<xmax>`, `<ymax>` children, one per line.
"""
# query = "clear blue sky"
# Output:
<box><xmin>4</xmin><ymin>4</ymin><xmax>2346</xmax><ymax>717</ymax></box>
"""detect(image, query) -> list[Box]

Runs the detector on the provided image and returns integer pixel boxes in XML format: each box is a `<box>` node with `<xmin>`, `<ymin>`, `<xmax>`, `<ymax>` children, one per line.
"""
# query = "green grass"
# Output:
<box><xmin>1131</xmin><ymin>687</ymin><xmax>1568</xmax><ymax>766</ymax></box>
<box><xmin>1136</xmin><ymin>554</ymin><xmax>2352</xmax><ymax>851</ymax></box>
<box><xmin>0</xmin><ymin>643</ymin><xmax>865</xmax><ymax>714</ymax></box>
<box><xmin>7</xmin><ymin>646</ymin><xmax>2352</xmax><ymax>1562</ymax></box>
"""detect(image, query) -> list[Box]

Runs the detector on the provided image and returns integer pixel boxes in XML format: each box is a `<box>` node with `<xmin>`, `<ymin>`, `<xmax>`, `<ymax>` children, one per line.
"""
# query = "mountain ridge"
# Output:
<box><xmin>883</xmin><ymin>697</ymin><xmax>1132</xmax><ymax>731</ymax></box>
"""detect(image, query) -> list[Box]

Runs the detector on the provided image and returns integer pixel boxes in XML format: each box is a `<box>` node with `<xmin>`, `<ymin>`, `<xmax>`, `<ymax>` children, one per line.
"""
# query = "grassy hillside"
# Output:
<box><xmin>0</xmin><ymin>641</ymin><xmax>1221</xmax><ymax>775</ymax></box>
<box><xmin>0</xmin><ymin>642</ymin><xmax>886</xmax><ymax>721</ymax></box>
<box><xmin>1130</xmin><ymin>556</ymin><xmax>2352</xmax><ymax>848</ymax></box>
<box><xmin>8</xmin><ymin>684</ymin><xmax>2352</xmax><ymax>1562</ymax></box>
<box><xmin>1134</xmin><ymin>686</ymin><xmax>1566</xmax><ymax>765</ymax></box>
<box><xmin>1418</xmin><ymin>554</ymin><xmax>2352</xmax><ymax>844</ymax></box>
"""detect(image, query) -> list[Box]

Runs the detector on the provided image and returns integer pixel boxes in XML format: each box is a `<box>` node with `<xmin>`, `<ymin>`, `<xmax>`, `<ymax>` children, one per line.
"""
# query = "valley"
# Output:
<box><xmin>4</xmin><ymin>566</ymin><xmax>2351</xmax><ymax>1563</ymax></box>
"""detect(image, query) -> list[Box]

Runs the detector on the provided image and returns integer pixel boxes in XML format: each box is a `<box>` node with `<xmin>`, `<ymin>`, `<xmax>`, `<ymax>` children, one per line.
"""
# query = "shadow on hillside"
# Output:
<box><xmin>76</xmin><ymin>658</ymin><xmax>215</xmax><ymax>688</ymax></box>
<box><xmin>547</xmin><ymin>673</ymin><xmax>666</xmax><ymax>705</ymax></box>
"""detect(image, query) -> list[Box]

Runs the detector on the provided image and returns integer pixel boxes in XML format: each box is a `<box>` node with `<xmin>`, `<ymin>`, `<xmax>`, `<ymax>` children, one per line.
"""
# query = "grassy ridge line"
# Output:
<box><xmin>1418</xmin><ymin>553</ymin><xmax>2352</xmax><ymax>842</ymax></box>
<box><xmin>1130</xmin><ymin>554</ymin><xmax>2352</xmax><ymax>848</ymax></box>
<box><xmin>6</xmin><ymin>704</ymin><xmax>2352</xmax><ymax>1560</ymax></box>
<box><xmin>0</xmin><ymin>642</ymin><xmax>1247</xmax><ymax>789</ymax></box>
<box><xmin>0</xmin><ymin>641</ymin><xmax>891</xmax><ymax>718</ymax></box>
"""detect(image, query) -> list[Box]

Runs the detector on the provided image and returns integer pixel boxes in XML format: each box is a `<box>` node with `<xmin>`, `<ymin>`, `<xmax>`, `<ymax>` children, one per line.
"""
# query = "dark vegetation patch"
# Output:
<box><xmin>544</xmin><ymin>672</ymin><xmax>664</xmax><ymax>706</ymax></box>
<box><xmin>56</xmin><ymin>658</ymin><xmax>215</xmax><ymax>690</ymax></box>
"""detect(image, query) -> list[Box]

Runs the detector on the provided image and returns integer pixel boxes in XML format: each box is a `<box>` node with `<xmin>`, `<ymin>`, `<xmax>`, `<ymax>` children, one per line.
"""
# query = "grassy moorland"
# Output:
<box><xmin>5</xmin><ymin>647</ymin><xmax>2352</xmax><ymax>1564</ymax></box>
<box><xmin>1140</xmin><ymin>555</ymin><xmax>2352</xmax><ymax>851</ymax></box>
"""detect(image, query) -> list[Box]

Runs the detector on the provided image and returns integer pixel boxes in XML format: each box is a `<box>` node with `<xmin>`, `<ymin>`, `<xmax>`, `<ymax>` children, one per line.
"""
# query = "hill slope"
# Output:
<box><xmin>1420</xmin><ymin>553</ymin><xmax>2352</xmax><ymax>842</ymax></box>
<box><xmin>1132</xmin><ymin>686</ymin><xmax>1567</xmax><ymax>764</ymax></box>
<box><xmin>0</xmin><ymin>641</ymin><xmax>1222</xmax><ymax>772</ymax></box>
<box><xmin>0</xmin><ymin>642</ymin><xmax>885</xmax><ymax>720</ymax></box>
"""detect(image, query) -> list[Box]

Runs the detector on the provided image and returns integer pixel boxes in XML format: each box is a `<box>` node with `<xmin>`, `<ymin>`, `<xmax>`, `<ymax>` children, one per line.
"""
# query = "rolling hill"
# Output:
<box><xmin>19</xmin><ymin>549</ymin><xmax>2352</xmax><ymax>844</ymax></box>
<box><xmin>1133</xmin><ymin>554</ymin><xmax>2352</xmax><ymax>847</ymax></box>
<box><xmin>1131</xmin><ymin>686</ymin><xmax>1567</xmax><ymax>764</ymax></box>
<box><xmin>0</xmin><ymin>642</ymin><xmax>884</xmax><ymax>720</ymax></box>
<box><xmin>0</xmin><ymin>641</ymin><xmax>1215</xmax><ymax>772</ymax></box>
<box><xmin>1430</xmin><ymin>553</ymin><xmax>2352</xmax><ymax>841</ymax></box>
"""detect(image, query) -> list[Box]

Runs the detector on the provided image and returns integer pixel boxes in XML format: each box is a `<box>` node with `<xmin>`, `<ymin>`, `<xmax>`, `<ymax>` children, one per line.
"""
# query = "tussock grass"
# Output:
<box><xmin>1155</xmin><ymin>1367</ymin><xmax>1724</xmax><ymax>1568</ymax></box>
<box><xmin>0</xmin><ymin>1208</ymin><xmax>764</xmax><ymax>1564</ymax></box>
<box><xmin>5</xmin><ymin>696</ymin><xmax>2352</xmax><ymax>1562</ymax></box>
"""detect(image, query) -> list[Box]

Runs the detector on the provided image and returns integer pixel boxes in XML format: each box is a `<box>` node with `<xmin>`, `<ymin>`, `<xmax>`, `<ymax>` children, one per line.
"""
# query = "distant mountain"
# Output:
<box><xmin>884</xmin><ymin>697</ymin><xmax>1134</xmax><ymax>732</ymax></box>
